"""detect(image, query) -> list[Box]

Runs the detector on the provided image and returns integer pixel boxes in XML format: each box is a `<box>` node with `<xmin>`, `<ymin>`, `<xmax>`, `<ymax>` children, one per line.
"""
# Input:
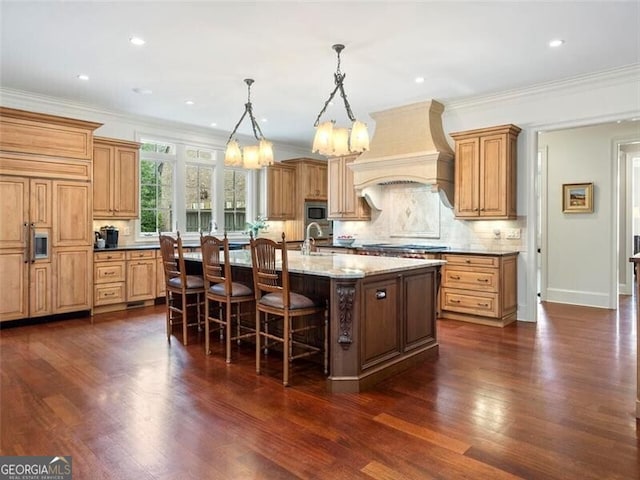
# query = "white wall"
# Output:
<box><xmin>538</xmin><ymin>123</ymin><xmax>640</xmax><ymax>307</ymax></box>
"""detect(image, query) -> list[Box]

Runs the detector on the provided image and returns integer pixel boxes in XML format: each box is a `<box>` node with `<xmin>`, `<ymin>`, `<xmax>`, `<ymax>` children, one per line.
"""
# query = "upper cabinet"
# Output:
<box><xmin>264</xmin><ymin>163</ymin><xmax>296</xmax><ymax>220</ymax></box>
<box><xmin>287</xmin><ymin>158</ymin><xmax>328</xmax><ymax>201</ymax></box>
<box><xmin>327</xmin><ymin>154</ymin><xmax>370</xmax><ymax>221</ymax></box>
<box><xmin>450</xmin><ymin>124</ymin><xmax>521</xmax><ymax>220</ymax></box>
<box><xmin>93</xmin><ymin>136</ymin><xmax>141</xmax><ymax>219</ymax></box>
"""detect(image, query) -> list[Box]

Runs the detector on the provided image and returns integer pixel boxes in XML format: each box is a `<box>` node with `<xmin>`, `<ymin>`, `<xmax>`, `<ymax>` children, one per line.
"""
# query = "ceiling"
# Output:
<box><xmin>1</xmin><ymin>1</ymin><xmax>639</xmax><ymax>149</ymax></box>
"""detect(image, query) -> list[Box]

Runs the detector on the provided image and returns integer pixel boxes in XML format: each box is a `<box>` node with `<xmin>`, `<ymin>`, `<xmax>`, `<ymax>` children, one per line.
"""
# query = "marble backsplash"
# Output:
<box><xmin>332</xmin><ymin>183</ymin><xmax>525</xmax><ymax>250</ymax></box>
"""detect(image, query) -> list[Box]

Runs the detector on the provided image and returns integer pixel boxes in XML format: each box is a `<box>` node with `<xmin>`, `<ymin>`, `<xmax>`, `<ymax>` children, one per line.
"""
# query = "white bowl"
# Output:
<box><xmin>336</xmin><ymin>238</ymin><xmax>355</xmax><ymax>247</ymax></box>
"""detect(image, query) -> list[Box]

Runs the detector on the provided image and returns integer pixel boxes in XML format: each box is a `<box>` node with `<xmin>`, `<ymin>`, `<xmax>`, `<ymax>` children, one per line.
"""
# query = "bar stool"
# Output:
<box><xmin>159</xmin><ymin>232</ymin><xmax>205</xmax><ymax>346</ymax></box>
<box><xmin>200</xmin><ymin>233</ymin><xmax>255</xmax><ymax>361</ymax></box>
<box><xmin>250</xmin><ymin>232</ymin><xmax>328</xmax><ymax>386</ymax></box>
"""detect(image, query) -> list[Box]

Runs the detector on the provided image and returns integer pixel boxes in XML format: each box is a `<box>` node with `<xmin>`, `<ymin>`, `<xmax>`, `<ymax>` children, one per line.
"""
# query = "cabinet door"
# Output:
<box><xmin>93</xmin><ymin>143</ymin><xmax>114</xmax><ymax>217</ymax></box>
<box><xmin>360</xmin><ymin>276</ymin><xmax>401</xmax><ymax>369</ymax></box>
<box><xmin>404</xmin><ymin>269</ymin><xmax>437</xmax><ymax>351</ymax></box>
<box><xmin>30</xmin><ymin>178</ymin><xmax>52</xmax><ymax>228</ymax></box>
<box><xmin>327</xmin><ymin>157</ymin><xmax>343</xmax><ymax>218</ymax></box>
<box><xmin>454</xmin><ymin>137</ymin><xmax>480</xmax><ymax>218</ymax></box>
<box><xmin>266</xmin><ymin>165</ymin><xmax>296</xmax><ymax>220</ymax></box>
<box><xmin>53</xmin><ymin>246</ymin><xmax>92</xmax><ymax>313</ymax></box>
<box><xmin>30</xmin><ymin>261</ymin><xmax>52</xmax><ymax>317</ymax></box>
<box><xmin>0</xmin><ymin>253</ymin><xmax>29</xmax><ymax>321</ymax></box>
<box><xmin>0</xmin><ymin>176</ymin><xmax>29</xmax><ymax>250</ymax></box>
<box><xmin>340</xmin><ymin>156</ymin><xmax>370</xmax><ymax>220</ymax></box>
<box><xmin>127</xmin><ymin>259</ymin><xmax>156</xmax><ymax>301</ymax></box>
<box><xmin>479</xmin><ymin>133</ymin><xmax>508</xmax><ymax>217</ymax></box>
<box><xmin>53</xmin><ymin>180</ymin><xmax>92</xmax><ymax>247</ymax></box>
<box><xmin>113</xmin><ymin>147</ymin><xmax>139</xmax><ymax>218</ymax></box>
<box><xmin>304</xmin><ymin>163</ymin><xmax>327</xmax><ymax>200</ymax></box>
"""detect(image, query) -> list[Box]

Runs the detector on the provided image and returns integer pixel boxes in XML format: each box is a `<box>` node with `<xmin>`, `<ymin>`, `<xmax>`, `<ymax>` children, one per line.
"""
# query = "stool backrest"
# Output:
<box><xmin>250</xmin><ymin>232</ymin><xmax>290</xmax><ymax>306</ymax></box>
<box><xmin>200</xmin><ymin>233</ymin><xmax>232</xmax><ymax>294</ymax></box>
<box><xmin>159</xmin><ymin>232</ymin><xmax>186</xmax><ymax>287</ymax></box>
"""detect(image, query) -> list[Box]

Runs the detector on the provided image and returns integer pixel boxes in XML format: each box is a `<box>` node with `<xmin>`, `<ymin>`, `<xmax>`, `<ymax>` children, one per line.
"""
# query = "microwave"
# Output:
<box><xmin>305</xmin><ymin>202</ymin><xmax>327</xmax><ymax>222</ymax></box>
<box><xmin>304</xmin><ymin>202</ymin><xmax>332</xmax><ymax>238</ymax></box>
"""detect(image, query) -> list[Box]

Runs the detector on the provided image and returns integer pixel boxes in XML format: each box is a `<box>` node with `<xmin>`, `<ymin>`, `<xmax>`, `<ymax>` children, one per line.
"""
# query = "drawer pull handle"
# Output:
<box><xmin>476</xmin><ymin>278</ymin><xmax>489</xmax><ymax>283</ymax></box>
<box><xmin>465</xmin><ymin>259</ymin><xmax>471</xmax><ymax>263</ymax></box>
<box><xmin>478</xmin><ymin>302</ymin><xmax>489</xmax><ymax>307</ymax></box>
<box><xmin>450</xmin><ymin>299</ymin><xmax>461</xmax><ymax>304</ymax></box>
<box><xmin>107</xmin><ymin>255</ymin><xmax>113</xmax><ymax>259</ymax></box>
<box><xmin>105</xmin><ymin>271</ymin><xmax>115</xmax><ymax>275</ymax></box>
<box><xmin>104</xmin><ymin>292</ymin><xmax>116</xmax><ymax>297</ymax></box>
<box><xmin>449</xmin><ymin>275</ymin><xmax>461</xmax><ymax>280</ymax></box>
<box><xmin>375</xmin><ymin>289</ymin><xmax>386</xmax><ymax>300</ymax></box>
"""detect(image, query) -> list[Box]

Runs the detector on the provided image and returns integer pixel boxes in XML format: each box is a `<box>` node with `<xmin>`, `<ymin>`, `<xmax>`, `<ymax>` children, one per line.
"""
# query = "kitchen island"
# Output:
<box><xmin>184</xmin><ymin>250</ymin><xmax>445</xmax><ymax>393</ymax></box>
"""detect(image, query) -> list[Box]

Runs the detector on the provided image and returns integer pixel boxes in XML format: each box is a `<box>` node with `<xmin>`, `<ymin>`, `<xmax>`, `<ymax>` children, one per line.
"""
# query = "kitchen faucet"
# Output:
<box><xmin>302</xmin><ymin>222</ymin><xmax>322</xmax><ymax>256</ymax></box>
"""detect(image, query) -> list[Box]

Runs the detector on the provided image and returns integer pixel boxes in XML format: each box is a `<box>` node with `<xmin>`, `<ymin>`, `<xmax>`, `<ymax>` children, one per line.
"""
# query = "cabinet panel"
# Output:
<box><xmin>265</xmin><ymin>164</ymin><xmax>296</xmax><ymax>220</ymax></box>
<box><xmin>54</xmin><ymin>246</ymin><xmax>92</xmax><ymax>313</ymax></box>
<box><xmin>30</xmin><ymin>179</ymin><xmax>52</xmax><ymax>227</ymax></box>
<box><xmin>53</xmin><ymin>180</ymin><xmax>92</xmax><ymax>247</ymax></box>
<box><xmin>441</xmin><ymin>289</ymin><xmax>499</xmax><ymax>317</ymax></box>
<box><xmin>127</xmin><ymin>259</ymin><xmax>156</xmax><ymax>302</ymax></box>
<box><xmin>30</xmin><ymin>262</ymin><xmax>52</xmax><ymax>317</ymax></box>
<box><xmin>328</xmin><ymin>155</ymin><xmax>370</xmax><ymax>220</ymax></box>
<box><xmin>441</xmin><ymin>267</ymin><xmax>498</xmax><ymax>293</ymax></box>
<box><xmin>480</xmin><ymin>134</ymin><xmax>508</xmax><ymax>216</ymax></box>
<box><xmin>95</xmin><ymin>283</ymin><xmax>126</xmax><ymax>306</ymax></box>
<box><xmin>404</xmin><ymin>270</ymin><xmax>437</xmax><ymax>350</ymax></box>
<box><xmin>95</xmin><ymin>262</ymin><xmax>126</xmax><ymax>284</ymax></box>
<box><xmin>92</xmin><ymin>144</ymin><xmax>113</xmax><ymax>217</ymax></box>
<box><xmin>360</xmin><ymin>277</ymin><xmax>400</xmax><ymax>368</ymax></box>
<box><xmin>0</xmin><ymin>252</ymin><xmax>29</xmax><ymax>321</ymax></box>
<box><xmin>453</xmin><ymin>138</ymin><xmax>479</xmax><ymax>217</ymax></box>
<box><xmin>114</xmin><ymin>148</ymin><xmax>139</xmax><ymax>217</ymax></box>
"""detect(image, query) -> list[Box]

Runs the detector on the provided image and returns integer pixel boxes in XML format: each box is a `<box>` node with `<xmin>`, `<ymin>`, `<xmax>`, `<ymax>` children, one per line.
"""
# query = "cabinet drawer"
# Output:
<box><xmin>441</xmin><ymin>288</ymin><xmax>499</xmax><ymax>317</ymax></box>
<box><xmin>94</xmin><ymin>251</ymin><xmax>126</xmax><ymax>262</ymax></box>
<box><xmin>442</xmin><ymin>254</ymin><xmax>499</xmax><ymax>268</ymax></box>
<box><xmin>441</xmin><ymin>266</ymin><xmax>498</xmax><ymax>292</ymax></box>
<box><xmin>126</xmin><ymin>249</ymin><xmax>156</xmax><ymax>260</ymax></box>
<box><xmin>94</xmin><ymin>261</ymin><xmax>126</xmax><ymax>284</ymax></box>
<box><xmin>94</xmin><ymin>282</ymin><xmax>126</xmax><ymax>305</ymax></box>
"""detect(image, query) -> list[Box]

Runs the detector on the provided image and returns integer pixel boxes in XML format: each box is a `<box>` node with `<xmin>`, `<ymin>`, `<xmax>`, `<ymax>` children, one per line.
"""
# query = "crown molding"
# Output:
<box><xmin>0</xmin><ymin>87</ymin><xmax>313</xmax><ymax>156</ymax></box>
<box><xmin>445</xmin><ymin>64</ymin><xmax>640</xmax><ymax>112</ymax></box>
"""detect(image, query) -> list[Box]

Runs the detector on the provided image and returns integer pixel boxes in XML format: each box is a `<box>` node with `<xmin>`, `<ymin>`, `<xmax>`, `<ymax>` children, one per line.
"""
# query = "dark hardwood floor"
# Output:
<box><xmin>1</xmin><ymin>296</ymin><xmax>638</xmax><ymax>479</ymax></box>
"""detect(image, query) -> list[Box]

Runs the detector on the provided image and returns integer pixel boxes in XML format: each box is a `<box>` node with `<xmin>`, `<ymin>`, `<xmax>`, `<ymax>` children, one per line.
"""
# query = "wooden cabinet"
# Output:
<box><xmin>93</xmin><ymin>136</ymin><xmax>141</xmax><ymax>219</ymax></box>
<box><xmin>328</xmin><ymin>154</ymin><xmax>370</xmax><ymax>220</ymax></box>
<box><xmin>283</xmin><ymin>158</ymin><xmax>327</xmax><ymax>201</ymax></box>
<box><xmin>126</xmin><ymin>250</ymin><xmax>156</xmax><ymax>302</ymax></box>
<box><xmin>0</xmin><ymin>108</ymin><xmax>100</xmax><ymax>322</ymax></box>
<box><xmin>94</xmin><ymin>250</ymin><xmax>126</xmax><ymax>307</ymax></box>
<box><xmin>264</xmin><ymin>163</ymin><xmax>296</xmax><ymax>220</ymax></box>
<box><xmin>156</xmin><ymin>255</ymin><xmax>166</xmax><ymax>298</ymax></box>
<box><xmin>450</xmin><ymin>124</ymin><xmax>521</xmax><ymax>220</ymax></box>
<box><xmin>439</xmin><ymin>253</ymin><xmax>518</xmax><ymax>326</ymax></box>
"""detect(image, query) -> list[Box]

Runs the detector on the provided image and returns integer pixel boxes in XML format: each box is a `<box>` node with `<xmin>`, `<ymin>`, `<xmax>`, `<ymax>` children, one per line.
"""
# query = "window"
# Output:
<box><xmin>224</xmin><ymin>169</ymin><xmax>248</xmax><ymax>231</ymax></box>
<box><xmin>136</xmin><ymin>137</ymin><xmax>255</xmax><ymax>239</ymax></box>
<box><xmin>140</xmin><ymin>140</ymin><xmax>175</xmax><ymax>234</ymax></box>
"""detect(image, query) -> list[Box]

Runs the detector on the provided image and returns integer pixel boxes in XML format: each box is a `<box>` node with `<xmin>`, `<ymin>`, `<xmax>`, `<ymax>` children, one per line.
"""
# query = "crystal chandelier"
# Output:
<box><xmin>224</xmin><ymin>78</ymin><xmax>274</xmax><ymax>169</ymax></box>
<box><xmin>312</xmin><ymin>44</ymin><xmax>369</xmax><ymax>156</ymax></box>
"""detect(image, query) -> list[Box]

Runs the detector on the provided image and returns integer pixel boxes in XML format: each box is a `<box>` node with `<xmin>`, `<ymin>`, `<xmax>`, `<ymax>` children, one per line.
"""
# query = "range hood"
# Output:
<box><xmin>349</xmin><ymin>100</ymin><xmax>454</xmax><ymax>209</ymax></box>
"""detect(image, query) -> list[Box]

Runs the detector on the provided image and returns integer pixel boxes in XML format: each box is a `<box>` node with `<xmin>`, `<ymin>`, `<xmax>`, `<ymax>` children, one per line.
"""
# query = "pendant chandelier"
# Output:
<box><xmin>312</xmin><ymin>44</ymin><xmax>369</xmax><ymax>156</ymax></box>
<box><xmin>224</xmin><ymin>78</ymin><xmax>274</xmax><ymax>169</ymax></box>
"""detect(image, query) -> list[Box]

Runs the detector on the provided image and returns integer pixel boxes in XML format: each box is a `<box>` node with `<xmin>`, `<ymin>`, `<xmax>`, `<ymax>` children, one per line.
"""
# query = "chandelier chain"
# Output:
<box><xmin>226</xmin><ymin>78</ymin><xmax>265</xmax><ymax>144</ymax></box>
<box><xmin>313</xmin><ymin>44</ymin><xmax>356</xmax><ymax>127</ymax></box>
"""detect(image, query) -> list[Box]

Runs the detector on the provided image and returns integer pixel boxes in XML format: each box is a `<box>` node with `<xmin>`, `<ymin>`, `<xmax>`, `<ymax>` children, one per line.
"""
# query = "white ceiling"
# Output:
<box><xmin>1</xmin><ymin>1</ymin><xmax>638</xmax><ymax>148</ymax></box>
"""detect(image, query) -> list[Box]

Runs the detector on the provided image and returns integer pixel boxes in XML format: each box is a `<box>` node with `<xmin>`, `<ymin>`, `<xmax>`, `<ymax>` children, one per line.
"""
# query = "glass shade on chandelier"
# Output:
<box><xmin>312</xmin><ymin>44</ymin><xmax>369</xmax><ymax>156</ymax></box>
<box><xmin>224</xmin><ymin>78</ymin><xmax>274</xmax><ymax>169</ymax></box>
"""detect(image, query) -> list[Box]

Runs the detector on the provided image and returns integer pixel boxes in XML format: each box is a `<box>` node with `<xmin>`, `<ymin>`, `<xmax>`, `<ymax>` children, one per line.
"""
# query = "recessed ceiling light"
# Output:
<box><xmin>210</xmin><ymin>122</ymin><xmax>217</xmax><ymax>127</ymax></box>
<box><xmin>261</xmin><ymin>118</ymin><xmax>268</xmax><ymax>123</ymax></box>
<box><xmin>132</xmin><ymin>87</ymin><xmax>152</xmax><ymax>95</ymax></box>
<box><xmin>77</xmin><ymin>74</ymin><xmax>89</xmax><ymax>81</ymax></box>
<box><xmin>549</xmin><ymin>39</ymin><xmax>565</xmax><ymax>48</ymax></box>
<box><xmin>129</xmin><ymin>36</ymin><xmax>146</xmax><ymax>46</ymax></box>
<box><xmin>185</xmin><ymin>100</ymin><xmax>194</xmax><ymax>105</ymax></box>
<box><xmin>415</xmin><ymin>77</ymin><xmax>425</xmax><ymax>84</ymax></box>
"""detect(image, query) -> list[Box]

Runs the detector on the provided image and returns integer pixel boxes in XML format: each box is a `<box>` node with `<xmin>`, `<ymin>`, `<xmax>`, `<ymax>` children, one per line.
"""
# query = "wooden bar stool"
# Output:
<box><xmin>250</xmin><ymin>232</ymin><xmax>328</xmax><ymax>386</ymax></box>
<box><xmin>200</xmin><ymin>233</ymin><xmax>255</xmax><ymax>361</ymax></box>
<box><xmin>159</xmin><ymin>232</ymin><xmax>205</xmax><ymax>346</ymax></box>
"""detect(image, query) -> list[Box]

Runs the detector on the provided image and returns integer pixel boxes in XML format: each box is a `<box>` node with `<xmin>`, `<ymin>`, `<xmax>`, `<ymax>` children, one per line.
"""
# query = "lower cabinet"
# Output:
<box><xmin>439</xmin><ymin>252</ymin><xmax>518</xmax><ymax>327</ymax></box>
<box><xmin>126</xmin><ymin>250</ymin><xmax>156</xmax><ymax>302</ymax></box>
<box><xmin>93</xmin><ymin>249</ymin><xmax>158</xmax><ymax>314</ymax></box>
<box><xmin>54</xmin><ymin>246</ymin><xmax>93</xmax><ymax>314</ymax></box>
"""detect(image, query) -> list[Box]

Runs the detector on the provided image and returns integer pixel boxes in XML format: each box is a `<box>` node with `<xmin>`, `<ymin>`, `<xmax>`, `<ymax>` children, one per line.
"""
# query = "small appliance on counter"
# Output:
<box><xmin>99</xmin><ymin>226</ymin><xmax>119</xmax><ymax>248</ymax></box>
<box><xmin>94</xmin><ymin>231</ymin><xmax>106</xmax><ymax>249</ymax></box>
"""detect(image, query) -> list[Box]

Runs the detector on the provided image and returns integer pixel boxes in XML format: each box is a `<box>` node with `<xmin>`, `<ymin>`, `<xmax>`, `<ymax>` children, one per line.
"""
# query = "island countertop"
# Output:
<box><xmin>183</xmin><ymin>250</ymin><xmax>445</xmax><ymax>279</ymax></box>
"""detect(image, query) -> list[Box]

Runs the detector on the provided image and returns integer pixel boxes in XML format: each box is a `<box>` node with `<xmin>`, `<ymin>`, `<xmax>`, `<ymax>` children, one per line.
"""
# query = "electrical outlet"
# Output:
<box><xmin>506</xmin><ymin>228</ymin><xmax>521</xmax><ymax>240</ymax></box>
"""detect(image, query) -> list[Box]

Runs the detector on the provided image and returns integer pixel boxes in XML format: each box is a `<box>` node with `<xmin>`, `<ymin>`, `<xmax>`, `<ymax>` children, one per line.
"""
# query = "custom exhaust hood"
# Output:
<box><xmin>349</xmin><ymin>100</ymin><xmax>454</xmax><ymax>209</ymax></box>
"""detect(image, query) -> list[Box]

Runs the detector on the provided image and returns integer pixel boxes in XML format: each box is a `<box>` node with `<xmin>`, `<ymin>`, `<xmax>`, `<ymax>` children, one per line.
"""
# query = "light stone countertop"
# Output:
<box><xmin>183</xmin><ymin>250</ymin><xmax>445</xmax><ymax>279</ymax></box>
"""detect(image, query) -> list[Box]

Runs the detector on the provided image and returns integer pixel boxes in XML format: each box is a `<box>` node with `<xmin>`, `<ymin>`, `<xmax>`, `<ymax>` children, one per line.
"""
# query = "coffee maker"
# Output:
<box><xmin>100</xmin><ymin>226</ymin><xmax>119</xmax><ymax>248</ymax></box>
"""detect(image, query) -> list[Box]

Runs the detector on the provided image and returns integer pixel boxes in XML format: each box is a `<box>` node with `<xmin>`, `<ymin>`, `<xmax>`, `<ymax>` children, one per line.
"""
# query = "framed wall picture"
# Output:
<box><xmin>563</xmin><ymin>182</ymin><xmax>594</xmax><ymax>213</ymax></box>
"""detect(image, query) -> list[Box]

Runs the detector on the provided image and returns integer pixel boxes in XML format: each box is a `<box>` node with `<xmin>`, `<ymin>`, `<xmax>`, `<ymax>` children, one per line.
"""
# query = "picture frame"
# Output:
<box><xmin>562</xmin><ymin>182</ymin><xmax>593</xmax><ymax>213</ymax></box>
